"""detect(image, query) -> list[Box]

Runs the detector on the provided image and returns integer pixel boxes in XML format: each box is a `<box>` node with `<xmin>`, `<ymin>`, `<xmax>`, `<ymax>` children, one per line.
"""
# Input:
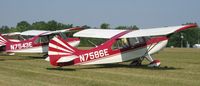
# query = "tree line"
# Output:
<box><xmin>0</xmin><ymin>20</ymin><xmax>199</xmax><ymax>47</ymax></box>
<box><xmin>0</xmin><ymin>20</ymin><xmax>73</xmax><ymax>33</ymax></box>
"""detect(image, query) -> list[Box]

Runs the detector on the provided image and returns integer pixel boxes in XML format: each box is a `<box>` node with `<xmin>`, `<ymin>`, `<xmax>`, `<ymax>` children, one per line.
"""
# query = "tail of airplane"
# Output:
<box><xmin>0</xmin><ymin>34</ymin><xmax>10</xmax><ymax>47</ymax></box>
<box><xmin>47</xmin><ymin>36</ymin><xmax>79</xmax><ymax>66</ymax></box>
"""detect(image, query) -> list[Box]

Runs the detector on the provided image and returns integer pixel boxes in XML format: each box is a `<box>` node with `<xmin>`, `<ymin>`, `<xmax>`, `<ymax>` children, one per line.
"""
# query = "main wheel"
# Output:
<box><xmin>130</xmin><ymin>59</ymin><xmax>142</xmax><ymax>66</ymax></box>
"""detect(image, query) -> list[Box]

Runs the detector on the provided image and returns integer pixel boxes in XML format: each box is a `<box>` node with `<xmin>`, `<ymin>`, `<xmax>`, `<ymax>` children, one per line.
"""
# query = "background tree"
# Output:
<box><xmin>100</xmin><ymin>23</ymin><xmax>110</xmax><ymax>29</ymax></box>
<box><xmin>128</xmin><ymin>25</ymin><xmax>139</xmax><ymax>30</ymax></box>
<box><xmin>0</xmin><ymin>26</ymin><xmax>10</xmax><ymax>33</ymax></box>
<box><xmin>46</xmin><ymin>20</ymin><xmax>58</xmax><ymax>31</ymax></box>
<box><xmin>82</xmin><ymin>25</ymin><xmax>91</xmax><ymax>29</ymax></box>
<box><xmin>167</xmin><ymin>23</ymin><xmax>200</xmax><ymax>47</ymax></box>
<box><xmin>16</xmin><ymin>21</ymin><xmax>31</xmax><ymax>32</ymax></box>
<box><xmin>31</xmin><ymin>21</ymin><xmax>47</xmax><ymax>30</ymax></box>
<box><xmin>9</xmin><ymin>27</ymin><xmax>17</xmax><ymax>32</ymax></box>
<box><xmin>115</xmin><ymin>26</ymin><xmax>127</xmax><ymax>29</ymax></box>
<box><xmin>46</xmin><ymin>20</ymin><xmax>73</xmax><ymax>31</ymax></box>
<box><xmin>116</xmin><ymin>25</ymin><xmax>139</xmax><ymax>30</ymax></box>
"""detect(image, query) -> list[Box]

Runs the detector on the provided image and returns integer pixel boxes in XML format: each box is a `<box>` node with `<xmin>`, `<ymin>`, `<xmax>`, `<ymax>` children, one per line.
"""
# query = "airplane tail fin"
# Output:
<box><xmin>47</xmin><ymin>36</ymin><xmax>79</xmax><ymax>66</ymax></box>
<box><xmin>0</xmin><ymin>34</ymin><xmax>10</xmax><ymax>47</ymax></box>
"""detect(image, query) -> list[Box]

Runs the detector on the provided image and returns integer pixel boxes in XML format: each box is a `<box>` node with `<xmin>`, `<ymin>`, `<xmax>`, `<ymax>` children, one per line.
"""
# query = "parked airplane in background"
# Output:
<box><xmin>0</xmin><ymin>27</ymin><xmax>81</xmax><ymax>56</ymax></box>
<box><xmin>46</xmin><ymin>24</ymin><xmax>197</xmax><ymax>67</ymax></box>
<box><xmin>193</xmin><ymin>44</ymin><xmax>200</xmax><ymax>48</ymax></box>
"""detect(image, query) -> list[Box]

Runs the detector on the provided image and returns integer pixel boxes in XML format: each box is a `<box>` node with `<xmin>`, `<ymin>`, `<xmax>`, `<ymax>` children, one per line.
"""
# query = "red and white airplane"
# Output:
<box><xmin>0</xmin><ymin>27</ymin><xmax>81</xmax><ymax>55</ymax></box>
<box><xmin>46</xmin><ymin>24</ymin><xmax>197</xmax><ymax>67</ymax></box>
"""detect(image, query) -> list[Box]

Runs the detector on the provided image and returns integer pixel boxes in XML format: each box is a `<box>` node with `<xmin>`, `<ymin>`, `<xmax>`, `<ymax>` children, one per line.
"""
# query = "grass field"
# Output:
<box><xmin>0</xmin><ymin>48</ymin><xmax>200</xmax><ymax>86</ymax></box>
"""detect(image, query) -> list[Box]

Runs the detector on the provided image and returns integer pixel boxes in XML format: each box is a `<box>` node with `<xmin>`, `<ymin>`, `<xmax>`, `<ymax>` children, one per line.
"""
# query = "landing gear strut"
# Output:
<box><xmin>130</xmin><ymin>54</ymin><xmax>161</xmax><ymax>67</ymax></box>
<box><xmin>42</xmin><ymin>54</ymin><xmax>48</xmax><ymax>58</ymax></box>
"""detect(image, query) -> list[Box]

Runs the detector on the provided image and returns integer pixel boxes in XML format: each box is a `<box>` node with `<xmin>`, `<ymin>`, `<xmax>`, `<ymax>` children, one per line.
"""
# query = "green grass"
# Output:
<box><xmin>0</xmin><ymin>48</ymin><xmax>200</xmax><ymax>86</ymax></box>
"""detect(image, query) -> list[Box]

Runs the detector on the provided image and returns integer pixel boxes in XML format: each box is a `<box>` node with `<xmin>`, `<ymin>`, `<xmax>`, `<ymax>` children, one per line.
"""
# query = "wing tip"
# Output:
<box><xmin>175</xmin><ymin>24</ymin><xmax>198</xmax><ymax>32</ymax></box>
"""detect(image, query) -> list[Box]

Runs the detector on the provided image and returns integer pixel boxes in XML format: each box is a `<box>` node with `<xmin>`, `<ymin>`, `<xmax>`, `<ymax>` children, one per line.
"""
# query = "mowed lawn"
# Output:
<box><xmin>0</xmin><ymin>48</ymin><xmax>200</xmax><ymax>86</ymax></box>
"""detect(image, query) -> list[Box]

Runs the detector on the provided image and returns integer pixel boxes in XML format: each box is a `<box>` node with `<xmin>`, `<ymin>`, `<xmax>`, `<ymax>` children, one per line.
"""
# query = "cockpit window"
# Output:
<box><xmin>34</xmin><ymin>36</ymin><xmax>49</xmax><ymax>44</ymax></box>
<box><xmin>112</xmin><ymin>39</ymin><xmax>129</xmax><ymax>50</ymax></box>
<box><xmin>4</xmin><ymin>35</ymin><xmax>26</xmax><ymax>41</ymax></box>
<box><xmin>128</xmin><ymin>38</ymin><xmax>139</xmax><ymax>46</ymax></box>
<box><xmin>112</xmin><ymin>37</ymin><xmax>145</xmax><ymax>50</ymax></box>
<box><xmin>128</xmin><ymin>37</ymin><xmax>145</xmax><ymax>47</ymax></box>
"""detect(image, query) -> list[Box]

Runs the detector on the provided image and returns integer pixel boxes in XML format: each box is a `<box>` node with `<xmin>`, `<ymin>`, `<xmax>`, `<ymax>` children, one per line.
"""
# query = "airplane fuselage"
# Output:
<box><xmin>48</xmin><ymin>31</ymin><xmax>168</xmax><ymax>66</ymax></box>
<box><xmin>75</xmin><ymin>37</ymin><xmax>168</xmax><ymax>65</ymax></box>
<box><xmin>47</xmin><ymin>24</ymin><xmax>197</xmax><ymax>67</ymax></box>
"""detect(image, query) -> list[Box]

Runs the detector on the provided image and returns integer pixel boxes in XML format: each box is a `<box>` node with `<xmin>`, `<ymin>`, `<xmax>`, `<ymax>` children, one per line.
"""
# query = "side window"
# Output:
<box><xmin>144</xmin><ymin>37</ymin><xmax>150</xmax><ymax>42</ymax></box>
<box><xmin>4</xmin><ymin>35</ymin><xmax>25</xmax><ymax>41</ymax></box>
<box><xmin>128</xmin><ymin>37</ymin><xmax>145</xmax><ymax>47</ymax></box>
<box><xmin>138</xmin><ymin>37</ymin><xmax>145</xmax><ymax>43</ymax></box>
<box><xmin>23</xmin><ymin>35</ymin><xmax>33</xmax><ymax>40</ymax></box>
<box><xmin>111</xmin><ymin>37</ymin><xmax>146</xmax><ymax>50</ymax></box>
<box><xmin>34</xmin><ymin>36</ymin><xmax>49</xmax><ymax>44</ymax></box>
<box><xmin>128</xmin><ymin>38</ymin><xmax>139</xmax><ymax>46</ymax></box>
<box><xmin>112</xmin><ymin>39</ymin><xmax>123</xmax><ymax>50</ymax></box>
<box><xmin>41</xmin><ymin>36</ymin><xmax>49</xmax><ymax>43</ymax></box>
<box><xmin>111</xmin><ymin>38</ymin><xmax>130</xmax><ymax>50</ymax></box>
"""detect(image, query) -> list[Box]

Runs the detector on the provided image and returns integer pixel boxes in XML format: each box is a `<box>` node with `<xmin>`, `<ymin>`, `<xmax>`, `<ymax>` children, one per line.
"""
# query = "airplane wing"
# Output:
<box><xmin>2</xmin><ymin>32</ymin><xmax>21</xmax><ymax>36</ymax></box>
<box><xmin>20</xmin><ymin>27</ymin><xmax>82</xmax><ymax>36</ymax></box>
<box><xmin>74</xmin><ymin>24</ymin><xmax>197</xmax><ymax>38</ymax></box>
<box><xmin>42</xmin><ymin>27</ymin><xmax>82</xmax><ymax>35</ymax></box>
<box><xmin>20</xmin><ymin>30</ymin><xmax>50</xmax><ymax>36</ymax></box>
<box><xmin>122</xmin><ymin>24</ymin><xmax>197</xmax><ymax>38</ymax></box>
<box><xmin>74</xmin><ymin>29</ymin><xmax>126</xmax><ymax>38</ymax></box>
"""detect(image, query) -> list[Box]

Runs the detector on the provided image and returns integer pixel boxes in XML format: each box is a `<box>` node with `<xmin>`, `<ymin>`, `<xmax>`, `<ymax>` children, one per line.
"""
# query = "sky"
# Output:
<box><xmin>0</xmin><ymin>0</ymin><xmax>199</xmax><ymax>28</ymax></box>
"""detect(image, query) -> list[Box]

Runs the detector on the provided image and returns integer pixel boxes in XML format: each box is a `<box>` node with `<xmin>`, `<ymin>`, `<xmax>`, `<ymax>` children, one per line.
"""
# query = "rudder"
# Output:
<box><xmin>48</xmin><ymin>36</ymin><xmax>79</xmax><ymax>66</ymax></box>
<box><xmin>0</xmin><ymin>34</ymin><xmax>9</xmax><ymax>47</ymax></box>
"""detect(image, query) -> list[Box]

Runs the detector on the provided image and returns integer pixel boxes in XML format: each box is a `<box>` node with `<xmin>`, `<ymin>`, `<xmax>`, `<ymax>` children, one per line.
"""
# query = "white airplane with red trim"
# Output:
<box><xmin>0</xmin><ymin>27</ymin><xmax>81</xmax><ymax>56</ymax></box>
<box><xmin>46</xmin><ymin>24</ymin><xmax>197</xmax><ymax>67</ymax></box>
